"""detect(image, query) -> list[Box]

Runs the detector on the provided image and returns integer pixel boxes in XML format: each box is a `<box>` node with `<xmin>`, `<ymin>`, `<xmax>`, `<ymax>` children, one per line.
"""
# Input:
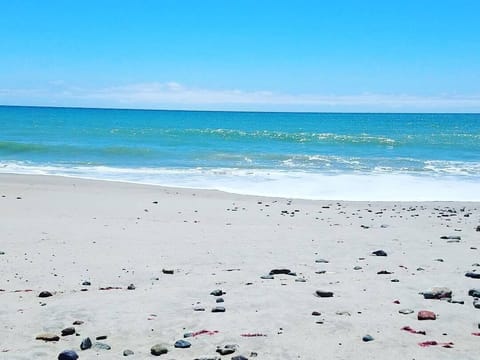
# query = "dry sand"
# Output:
<box><xmin>0</xmin><ymin>174</ymin><xmax>479</xmax><ymax>359</ymax></box>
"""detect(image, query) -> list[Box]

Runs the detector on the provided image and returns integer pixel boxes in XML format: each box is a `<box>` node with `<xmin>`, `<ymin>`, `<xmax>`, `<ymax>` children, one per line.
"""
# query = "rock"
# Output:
<box><xmin>362</xmin><ymin>334</ymin><xmax>374</xmax><ymax>342</ymax></box>
<box><xmin>315</xmin><ymin>258</ymin><xmax>329</xmax><ymax>263</ymax></box>
<box><xmin>418</xmin><ymin>310</ymin><xmax>436</xmax><ymax>320</ymax></box>
<box><xmin>312</xmin><ymin>311</ymin><xmax>321</xmax><ymax>316</ymax></box>
<box><xmin>72</xmin><ymin>320</ymin><xmax>84</xmax><ymax>325</ymax></box>
<box><xmin>474</xmin><ymin>299</ymin><xmax>480</xmax><ymax>309</ymax></box>
<box><xmin>377</xmin><ymin>270</ymin><xmax>393</xmax><ymax>275</ymax></box>
<box><xmin>38</xmin><ymin>291</ymin><xmax>53</xmax><ymax>298</ymax></box>
<box><xmin>216</xmin><ymin>297</ymin><xmax>224</xmax><ymax>303</ymax></box>
<box><xmin>476</xmin><ymin>225</ymin><xmax>480</xmax><ymax>232</ymax></box>
<box><xmin>127</xmin><ymin>284</ymin><xmax>136</xmax><ymax>290</ymax></box>
<box><xmin>372</xmin><ymin>250</ymin><xmax>387</xmax><ymax>256</ymax></box>
<box><xmin>0</xmin><ymin>251</ymin><xmax>5</xmax><ymax>255</ymax></box>
<box><xmin>58</xmin><ymin>350</ymin><xmax>79</xmax><ymax>360</ymax></box>
<box><xmin>399</xmin><ymin>309</ymin><xmax>414</xmax><ymax>314</ymax></box>
<box><xmin>212</xmin><ymin>306</ymin><xmax>226</xmax><ymax>312</ymax></box>
<box><xmin>353</xmin><ymin>266</ymin><xmax>362</xmax><ymax>270</ymax></box>
<box><xmin>94</xmin><ymin>342</ymin><xmax>111</xmax><ymax>350</ymax></box>
<box><xmin>295</xmin><ymin>278</ymin><xmax>306</xmax><ymax>282</ymax></box>
<box><xmin>123</xmin><ymin>349</ymin><xmax>134</xmax><ymax>356</ymax></box>
<box><xmin>80</xmin><ymin>337</ymin><xmax>92</xmax><ymax>350</ymax></box>
<box><xmin>315</xmin><ymin>290</ymin><xmax>334</xmax><ymax>298</ymax></box>
<box><xmin>96</xmin><ymin>335</ymin><xmax>107</xmax><ymax>340</ymax></box>
<box><xmin>162</xmin><ymin>269</ymin><xmax>174</xmax><ymax>274</ymax></box>
<box><xmin>193</xmin><ymin>306</ymin><xmax>205</xmax><ymax>311</ymax></box>
<box><xmin>36</xmin><ymin>333</ymin><xmax>60</xmax><ymax>342</ymax></box>
<box><xmin>260</xmin><ymin>274</ymin><xmax>274</xmax><ymax>279</ymax></box>
<box><xmin>440</xmin><ymin>235</ymin><xmax>461</xmax><ymax>240</ymax></box>
<box><xmin>466</xmin><ymin>272</ymin><xmax>480</xmax><ymax>279</ymax></box>
<box><xmin>210</xmin><ymin>289</ymin><xmax>225</xmax><ymax>296</ymax></box>
<box><xmin>151</xmin><ymin>344</ymin><xmax>168</xmax><ymax>356</ymax></box>
<box><xmin>61</xmin><ymin>327</ymin><xmax>76</xmax><ymax>336</ymax></box>
<box><xmin>422</xmin><ymin>287</ymin><xmax>452</xmax><ymax>299</ymax></box>
<box><xmin>82</xmin><ymin>281</ymin><xmax>91</xmax><ymax>286</ymax></box>
<box><xmin>269</xmin><ymin>269</ymin><xmax>292</xmax><ymax>275</ymax></box>
<box><xmin>174</xmin><ymin>339</ymin><xmax>191</xmax><ymax>348</ymax></box>
<box><xmin>468</xmin><ymin>289</ymin><xmax>480</xmax><ymax>297</ymax></box>
<box><xmin>232</xmin><ymin>356</ymin><xmax>249</xmax><ymax>360</ymax></box>
<box><xmin>216</xmin><ymin>344</ymin><xmax>237</xmax><ymax>355</ymax></box>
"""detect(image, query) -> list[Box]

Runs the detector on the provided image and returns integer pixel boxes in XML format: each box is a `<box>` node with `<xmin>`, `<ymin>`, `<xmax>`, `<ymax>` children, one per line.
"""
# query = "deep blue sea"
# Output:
<box><xmin>1</xmin><ymin>106</ymin><xmax>479</xmax><ymax>200</ymax></box>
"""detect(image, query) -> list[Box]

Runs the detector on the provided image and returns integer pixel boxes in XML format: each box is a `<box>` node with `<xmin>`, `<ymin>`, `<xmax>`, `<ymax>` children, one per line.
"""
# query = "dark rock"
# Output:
<box><xmin>36</xmin><ymin>333</ymin><xmax>59</xmax><ymax>342</ymax></box>
<box><xmin>96</xmin><ymin>335</ymin><xmax>107</xmax><ymax>340</ymax></box>
<box><xmin>476</xmin><ymin>225</ymin><xmax>480</xmax><ymax>232</ymax></box>
<box><xmin>315</xmin><ymin>258</ymin><xmax>329</xmax><ymax>263</ymax></box>
<box><xmin>162</xmin><ymin>269</ymin><xmax>174</xmax><ymax>274</ymax></box>
<box><xmin>193</xmin><ymin>306</ymin><xmax>205</xmax><ymax>311</ymax></box>
<box><xmin>377</xmin><ymin>270</ymin><xmax>393</xmax><ymax>275</ymax></box>
<box><xmin>422</xmin><ymin>287</ymin><xmax>452</xmax><ymax>299</ymax></box>
<box><xmin>151</xmin><ymin>344</ymin><xmax>168</xmax><ymax>356</ymax></box>
<box><xmin>38</xmin><ymin>291</ymin><xmax>53</xmax><ymax>298</ymax></box>
<box><xmin>127</xmin><ymin>283</ymin><xmax>136</xmax><ymax>290</ymax></box>
<box><xmin>211</xmin><ymin>306</ymin><xmax>226</xmax><ymax>312</ymax></box>
<box><xmin>440</xmin><ymin>235</ymin><xmax>461</xmax><ymax>240</ymax></box>
<box><xmin>418</xmin><ymin>310</ymin><xmax>436</xmax><ymax>320</ymax></box>
<box><xmin>468</xmin><ymin>289</ymin><xmax>480</xmax><ymax>297</ymax></box>
<box><xmin>58</xmin><ymin>350</ymin><xmax>79</xmax><ymax>360</ymax></box>
<box><xmin>232</xmin><ymin>356</ymin><xmax>249</xmax><ymax>360</ymax></box>
<box><xmin>399</xmin><ymin>309</ymin><xmax>414</xmax><ymax>314</ymax></box>
<box><xmin>174</xmin><ymin>339</ymin><xmax>191</xmax><ymax>348</ymax></box>
<box><xmin>123</xmin><ymin>349</ymin><xmax>134</xmax><ymax>356</ymax></box>
<box><xmin>80</xmin><ymin>337</ymin><xmax>92</xmax><ymax>350</ymax></box>
<box><xmin>82</xmin><ymin>281</ymin><xmax>91</xmax><ymax>286</ymax></box>
<box><xmin>372</xmin><ymin>250</ymin><xmax>387</xmax><ymax>256</ymax></box>
<box><xmin>474</xmin><ymin>299</ymin><xmax>480</xmax><ymax>309</ymax></box>
<box><xmin>210</xmin><ymin>289</ymin><xmax>225</xmax><ymax>296</ymax></box>
<box><xmin>466</xmin><ymin>272</ymin><xmax>480</xmax><ymax>279</ymax></box>
<box><xmin>260</xmin><ymin>274</ymin><xmax>274</xmax><ymax>279</ymax></box>
<box><xmin>61</xmin><ymin>327</ymin><xmax>76</xmax><ymax>336</ymax></box>
<box><xmin>216</xmin><ymin>344</ymin><xmax>237</xmax><ymax>355</ymax></box>
<box><xmin>216</xmin><ymin>297</ymin><xmax>224</xmax><ymax>303</ymax></box>
<box><xmin>72</xmin><ymin>320</ymin><xmax>84</xmax><ymax>325</ymax></box>
<box><xmin>295</xmin><ymin>278</ymin><xmax>306</xmax><ymax>282</ymax></box>
<box><xmin>353</xmin><ymin>266</ymin><xmax>362</xmax><ymax>270</ymax></box>
<box><xmin>269</xmin><ymin>269</ymin><xmax>291</xmax><ymax>275</ymax></box>
<box><xmin>312</xmin><ymin>311</ymin><xmax>321</xmax><ymax>316</ymax></box>
<box><xmin>0</xmin><ymin>251</ymin><xmax>5</xmax><ymax>255</ymax></box>
<box><xmin>315</xmin><ymin>290</ymin><xmax>334</xmax><ymax>298</ymax></box>
<box><xmin>362</xmin><ymin>334</ymin><xmax>374</xmax><ymax>342</ymax></box>
<box><xmin>94</xmin><ymin>342</ymin><xmax>111</xmax><ymax>350</ymax></box>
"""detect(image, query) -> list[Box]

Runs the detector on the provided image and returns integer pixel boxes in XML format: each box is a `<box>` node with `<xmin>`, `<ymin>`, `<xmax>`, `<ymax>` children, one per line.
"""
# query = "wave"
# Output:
<box><xmin>0</xmin><ymin>161</ymin><xmax>479</xmax><ymax>201</ymax></box>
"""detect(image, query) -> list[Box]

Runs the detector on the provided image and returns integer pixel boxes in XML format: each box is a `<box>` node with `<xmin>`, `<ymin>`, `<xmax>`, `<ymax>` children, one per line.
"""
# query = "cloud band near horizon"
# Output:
<box><xmin>1</xmin><ymin>82</ymin><xmax>480</xmax><ymax>113</ymax></box>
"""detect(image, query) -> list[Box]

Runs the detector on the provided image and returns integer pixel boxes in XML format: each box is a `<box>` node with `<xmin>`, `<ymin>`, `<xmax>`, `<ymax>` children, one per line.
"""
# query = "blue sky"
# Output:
<box><xmin>1</xmin><ymin>0</ymin><xmax>479</xmax><ymax>112</ymax></box>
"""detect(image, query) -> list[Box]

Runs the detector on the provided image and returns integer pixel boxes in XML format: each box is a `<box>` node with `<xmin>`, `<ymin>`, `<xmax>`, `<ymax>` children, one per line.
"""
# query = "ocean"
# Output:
<box><xmin>1</xmin><ymin>105</ymin><xmax>479</xmax><ymax>201</ymax></box>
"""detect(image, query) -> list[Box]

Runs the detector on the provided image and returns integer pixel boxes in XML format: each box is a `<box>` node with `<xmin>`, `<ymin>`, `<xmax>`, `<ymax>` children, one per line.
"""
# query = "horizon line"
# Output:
<box><xmin>1</xmin><ymin>103</ymin><xmax>479</xmax><ymax>116</ymax></box>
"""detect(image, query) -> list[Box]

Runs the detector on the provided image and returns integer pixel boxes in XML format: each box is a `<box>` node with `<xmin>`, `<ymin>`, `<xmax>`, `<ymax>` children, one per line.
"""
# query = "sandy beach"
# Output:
<box><xmin>0</xmin><ymin>173</ymin><xmax>479</xmax><ymax>359</ymax></box>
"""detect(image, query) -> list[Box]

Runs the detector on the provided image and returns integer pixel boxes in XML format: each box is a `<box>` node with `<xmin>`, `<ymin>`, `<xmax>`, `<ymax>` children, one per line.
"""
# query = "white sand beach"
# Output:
<box><xmin>0</xmin><ymin>174</ymin><xmax>479</xmax><ymax>359</ymax></box>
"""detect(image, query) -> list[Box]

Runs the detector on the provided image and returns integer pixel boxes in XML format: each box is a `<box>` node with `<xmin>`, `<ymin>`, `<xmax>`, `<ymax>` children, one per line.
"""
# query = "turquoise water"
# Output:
<box><xmin>1</xmin><ymin>105</ymin><xmax>479</xmax><ymax>200</ymax></box>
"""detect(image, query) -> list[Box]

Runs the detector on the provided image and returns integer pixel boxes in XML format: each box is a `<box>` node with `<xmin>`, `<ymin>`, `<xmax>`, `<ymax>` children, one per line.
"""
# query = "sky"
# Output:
<box><xmin>0</xmin><ymin>0</ymin><xmax>479</xmax><ymax>112</ymax></box>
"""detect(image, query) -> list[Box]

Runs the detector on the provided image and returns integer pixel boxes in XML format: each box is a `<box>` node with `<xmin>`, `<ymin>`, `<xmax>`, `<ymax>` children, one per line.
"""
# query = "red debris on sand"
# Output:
<box><xmin>419</xmin><ymin>341</ymin><xmax>454</xmax><ymax>348</ymax></box>
<box><xmin>472</xmin><ymin>332</ymin><xmax>480</xmax><ymax>336</ymax></box>
<box><xmin>402</xmin><ymin>326</ymin><xmax>426</xmax><ymax>335</ymax></box>
<box><xmin>417</xmin><ymin>310</ymin><xmax>436</xmax><ymax>320</ymax></box>
<box><xmin>241</xmin><ymin>333</ymin><xmax>267</xmax><ymax>337</ymax></box>
<box><xmin>191</xmin><ymin>330</ymin><xmax>219</xmax><ymax>337</ymax></box>
<box><xmin>99</xmin><ymin>286</ymin><xmax>123</xmax><ymax>290</ymax></box>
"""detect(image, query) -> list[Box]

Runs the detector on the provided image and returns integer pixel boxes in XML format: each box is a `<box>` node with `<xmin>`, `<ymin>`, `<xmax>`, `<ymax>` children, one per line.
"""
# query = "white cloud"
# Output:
<box><xmin>1</xmin><ymin>82</ymin><xmax>480</xmax><ymax>112</ymax></box>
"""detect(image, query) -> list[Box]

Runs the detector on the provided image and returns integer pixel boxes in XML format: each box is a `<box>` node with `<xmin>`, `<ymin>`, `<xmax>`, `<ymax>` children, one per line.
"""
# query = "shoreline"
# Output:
<box><xmin>1</xmin><ymin>173</ymin><xmax>479</xmax><ymax>359</ymax></box>
<box><xmin>1</xmin><ymin>170</ymin><xmax>479</xmax><ymax>203</ymax></box>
